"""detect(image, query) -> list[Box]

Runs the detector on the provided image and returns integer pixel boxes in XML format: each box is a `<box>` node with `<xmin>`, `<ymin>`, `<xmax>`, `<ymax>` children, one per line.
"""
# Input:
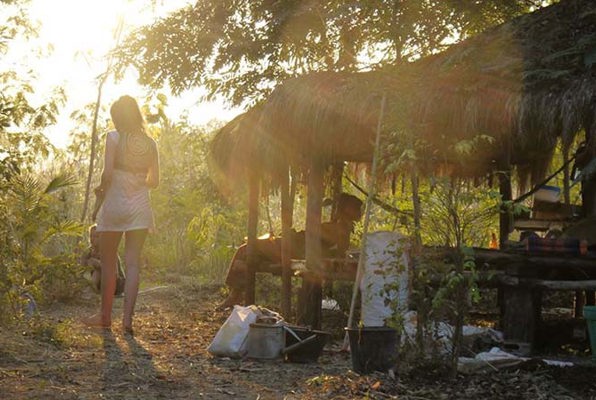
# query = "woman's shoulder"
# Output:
<box><xmin>106</xmin><ymin>130</ymin><xmax>120</xmax><ymax>143</ymax></box>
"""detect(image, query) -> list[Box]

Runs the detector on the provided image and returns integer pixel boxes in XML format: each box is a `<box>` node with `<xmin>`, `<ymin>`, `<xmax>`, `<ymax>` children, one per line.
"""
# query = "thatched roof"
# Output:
<box><xmin>211</xmin><ymin>0</ymin><xmax>596</xmax><ymax>185</ymax></box>
<box><xmin>401</xmin><ymin>0</ymin><xmax>596</xmax><ymax>180</ymax></box>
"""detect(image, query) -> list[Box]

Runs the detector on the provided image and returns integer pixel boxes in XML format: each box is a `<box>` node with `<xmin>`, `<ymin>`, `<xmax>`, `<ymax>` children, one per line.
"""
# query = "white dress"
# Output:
<box><xmin>96</xmin><ymin>130</ymin><xmax>157</xmax><ymax>232</ymax></box>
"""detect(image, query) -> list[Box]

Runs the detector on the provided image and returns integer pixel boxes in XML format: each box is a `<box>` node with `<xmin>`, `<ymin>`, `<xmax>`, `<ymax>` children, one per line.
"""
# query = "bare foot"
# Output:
<box><xmin>122</xmin><ymin>317</ymin><xmax>133</xmax><ymax>335</ymax></box>
<box><xmin>82</xmin><ymin>313</ymin><xmax>111</xmax><ymax>329</ymax></box>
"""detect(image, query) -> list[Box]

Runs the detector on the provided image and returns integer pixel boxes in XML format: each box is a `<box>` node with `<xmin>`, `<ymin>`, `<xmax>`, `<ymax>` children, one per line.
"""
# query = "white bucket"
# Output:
<box><xmin>247</xmin><ymin>323</ymin><xmax>284</xmax><ymax>359</ymax></box>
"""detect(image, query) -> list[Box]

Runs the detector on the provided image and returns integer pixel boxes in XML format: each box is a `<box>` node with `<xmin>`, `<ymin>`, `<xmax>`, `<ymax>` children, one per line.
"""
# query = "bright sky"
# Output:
<box><xmin>8</xmin><ymin>0</ymin><xmax>242</xmax><ymax>148</ymax></box>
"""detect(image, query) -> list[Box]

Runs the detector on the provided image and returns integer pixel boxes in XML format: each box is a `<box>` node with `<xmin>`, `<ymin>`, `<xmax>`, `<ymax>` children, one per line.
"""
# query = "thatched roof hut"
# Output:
<box><xmin>211</xmin><ymin>0</ymin><xmax>596</xmax><ymax>186</ymax></box>
<box><xmin>207</xmin><ymin>0</ymin><xmax>596</xmax><ymax>327</ymax></box>
<box><xmin>209</xmin><ymin>72</ymin><xmax>385</xmax><ymax>189</ymax></box>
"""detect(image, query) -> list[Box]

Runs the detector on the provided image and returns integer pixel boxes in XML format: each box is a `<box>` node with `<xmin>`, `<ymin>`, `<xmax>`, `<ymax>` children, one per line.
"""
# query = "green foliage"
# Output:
<box><xmin>421</xmin><ymin>177</ymin><xmax>500</xmax><ymax>247</ymax></box>
<box><xmin>0</xmin><ymin>171</ymin><xmax>86</xmax><ymax>323</ymax></box>
<box><xmin>143</xmin><ymin>110</ymin><xmax>247</xmax><ymax>281</ymax></box>
<box><xmin>115</xmin><ymin>0</ymin><xmax>544</xmax><ymax>106</ymax></box>
<box><xmin>0</xmin><ymin>1</ymin><xmax>84</xmax><ymax>323</ymax></box>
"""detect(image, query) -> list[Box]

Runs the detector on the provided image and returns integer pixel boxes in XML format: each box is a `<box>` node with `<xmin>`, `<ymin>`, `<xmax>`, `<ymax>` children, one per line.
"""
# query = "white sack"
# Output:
<box><xmin>360</xmin><ymin>231</ymin><xmax>410</xmax><ymax>326</ymax></box>
<box><xmin>207</xmin><ymin>305</ymin><xmax>259</xmax><ymax>358</ymax></box>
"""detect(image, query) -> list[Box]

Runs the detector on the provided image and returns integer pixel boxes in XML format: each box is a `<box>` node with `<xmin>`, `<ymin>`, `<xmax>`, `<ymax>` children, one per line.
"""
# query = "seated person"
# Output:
<box><xmin>81</xmin><ymin>225</ymin><xmax>126</xmax><ymax>296</ymax></box>
<box><xmin>218</xmin><ymin>193</ymin><xmax>363</xmax><ymax>309</ymax></box>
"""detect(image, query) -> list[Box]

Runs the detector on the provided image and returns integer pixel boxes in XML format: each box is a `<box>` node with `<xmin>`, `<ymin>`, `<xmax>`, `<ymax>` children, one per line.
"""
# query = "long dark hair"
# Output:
<box><xmin>110</xmin><ymin>95</ymin><xmax>146</xmax><ymax>136</ymax></box>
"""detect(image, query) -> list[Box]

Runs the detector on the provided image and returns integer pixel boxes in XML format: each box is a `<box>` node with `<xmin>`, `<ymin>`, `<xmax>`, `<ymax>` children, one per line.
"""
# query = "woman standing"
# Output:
<box><xmin>84</xmin><ymin>95</ymin><xmax>159</xmax><ymax>334</ymax></box>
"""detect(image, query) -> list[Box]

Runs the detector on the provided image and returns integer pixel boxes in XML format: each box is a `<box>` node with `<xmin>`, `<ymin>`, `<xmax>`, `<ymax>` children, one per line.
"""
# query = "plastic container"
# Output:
<box><xmin>533</xmin><ymin>185</ymin><xmax>561</xmax><ymax>203</ymax></box>
<box><xmin>283</xmin><ymin>326</ymin><xmax>330</xmax><ymax>363</ymax></box>
<box><xmin>246</xmin><ymin>323</ymin><xmax>284</xmax><ymax>359</ymax></box>
<box><xmin>345</xmin><ymin>327</ymin><xmax>399</xmax><ymax>374</ymax></box>
<box><xmin>583</xmin><ymin>306</ymin><xmax>596</xmax><ymax>357</ymax></box>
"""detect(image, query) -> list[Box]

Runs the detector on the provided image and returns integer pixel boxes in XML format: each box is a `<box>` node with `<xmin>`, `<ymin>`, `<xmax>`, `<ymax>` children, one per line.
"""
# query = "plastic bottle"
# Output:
<box><xmin>489</xmin><ymin>232</ymin><xmax>499</xmax><ymax>250</ymax></box>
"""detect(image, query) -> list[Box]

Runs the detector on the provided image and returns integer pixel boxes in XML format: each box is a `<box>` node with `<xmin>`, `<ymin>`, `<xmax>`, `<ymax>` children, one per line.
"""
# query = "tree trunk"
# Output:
<box><xmin>80</xmin><ymin>81</ymin><xmax>105</xmax><ymax>222</ymax></box>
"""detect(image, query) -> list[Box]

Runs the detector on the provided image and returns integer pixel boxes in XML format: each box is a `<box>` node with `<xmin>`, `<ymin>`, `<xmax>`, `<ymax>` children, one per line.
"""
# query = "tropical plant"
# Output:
<box><xmin>0</xmin><ymin>172</ymin><xmax>85</xmax><ymax>323</ymax></box>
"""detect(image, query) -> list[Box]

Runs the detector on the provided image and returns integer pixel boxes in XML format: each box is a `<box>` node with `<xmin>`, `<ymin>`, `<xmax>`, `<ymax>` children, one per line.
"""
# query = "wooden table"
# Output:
<box><xmin>472</xmin><ymin>247</ymin><xmax>596</xmax><ymax>347</ymax></box>
<box><xmin>259</xmin><ymin>246</ymin><xmax>596</xmax><ymax>344</ymax></box>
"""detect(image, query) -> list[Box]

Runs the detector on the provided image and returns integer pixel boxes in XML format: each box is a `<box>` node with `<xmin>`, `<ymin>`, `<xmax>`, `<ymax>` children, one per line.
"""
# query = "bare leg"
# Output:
<box><xmin>83</xmin><ymin>231</ymin><xmax>122</xmax><ymax>328</ymax></box>
<box><xmin>101</xmin><ymin>232</ymin><xmax>122</xmax><ymax>326</ymax></box>
<box><xmin>122</xmin><ymin>229</ymin><xmax>148</xmax><ymax>332</ymax></box>
<box><xmin>217</xmin><ymin>260</ymin><xmax>248</xmax><ymax>309</ymax></box>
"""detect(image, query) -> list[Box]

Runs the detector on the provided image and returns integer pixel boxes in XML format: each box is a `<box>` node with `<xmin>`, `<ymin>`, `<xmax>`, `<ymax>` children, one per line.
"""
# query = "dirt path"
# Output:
<box><xmin>1</xmin><ymin>277</ymin><xmax>596</xmax><ymax>399</ymax></box>
<box><xmin>0</xmin><ymin>279</ymin><xmax>354</xmax><ymax>399</ymax></box>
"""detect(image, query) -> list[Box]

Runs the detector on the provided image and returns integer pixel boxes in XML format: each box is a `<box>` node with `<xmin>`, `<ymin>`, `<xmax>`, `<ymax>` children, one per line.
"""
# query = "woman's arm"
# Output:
<box><xmin>96</xmin><ymin>132</ymin><xmax>117</xmax><ymax>193</ymax></box>
<box><xmin>146</xmin><ymin>142</ymin><xmax>160</xmax><ymax>189</ymax></box>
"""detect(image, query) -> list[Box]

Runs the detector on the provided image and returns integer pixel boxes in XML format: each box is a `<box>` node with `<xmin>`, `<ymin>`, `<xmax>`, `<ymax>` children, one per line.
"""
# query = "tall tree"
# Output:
<box><xmin>1</xmin><ymin>0</ymin><xmax>64</xmax><ymax>165</ymax></box>
<box><xmin>114</xmin><ymin>0</ymin><xmax>545</xmax><ymax>106</ymax></box>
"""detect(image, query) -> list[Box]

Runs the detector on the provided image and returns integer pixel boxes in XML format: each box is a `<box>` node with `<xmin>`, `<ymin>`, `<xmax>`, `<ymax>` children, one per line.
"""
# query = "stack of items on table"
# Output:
<box><xmin>525</xmin><ymin>236</ymin><xmax>589</xmax><ymax>256</ymax></box>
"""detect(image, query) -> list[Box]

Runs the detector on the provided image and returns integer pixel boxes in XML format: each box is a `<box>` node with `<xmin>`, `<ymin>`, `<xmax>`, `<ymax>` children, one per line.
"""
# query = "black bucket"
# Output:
<box><xmin>283</xmin><ymin>326</ymin><xmax>330</xmax><ymax>363</ymax></box>
<box><xmin>345</xmin><ymin>327</ymin><xmax>398</xmax><ymax>374</ymax></box>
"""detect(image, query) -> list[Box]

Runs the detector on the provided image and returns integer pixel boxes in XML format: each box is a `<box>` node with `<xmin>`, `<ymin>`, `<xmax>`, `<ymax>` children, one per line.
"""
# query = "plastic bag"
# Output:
<box><xmin>207</xmin><ymin>305</ymin><xmax>260</xmax><ymax>358</ymax></box>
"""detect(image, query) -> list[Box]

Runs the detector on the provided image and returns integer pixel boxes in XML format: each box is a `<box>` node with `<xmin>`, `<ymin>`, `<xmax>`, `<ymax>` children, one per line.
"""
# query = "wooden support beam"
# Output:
<box><xmin>471</xmin><ymin>247</ymin><xmax>596</xmax><ymax>272</ymax></box>
<box><xmin>498</xmin><ymin>169</ymin><xmax>512</xmax><ymax>247</ymax></box>
<box><xmin>330</xmin><ymin>162</ymin><xmax>344</xmax><ymax>219</ymax></box>
<box><xmin>298</xmin><ymin>157</ymin><xmax>325</xmax><ymax>329</ymax></box>
<box><xmin>280</xmin><ymin>167</ymin><xmax>293</xmax><ymax>320</ymax></box>
<box><xmin>501</xmin><ymin>285</ymin><xmax>541</xmax><ymax>345</ymax></box>
<box><xmin>500</xmin><ymin>276</ymin><xmax>596</xmax><ymax>290</ymax></box>
<box><xmin>245</xmin><ymin>172</ymin><xmax>259</xmax><ymax>306</ymax></box>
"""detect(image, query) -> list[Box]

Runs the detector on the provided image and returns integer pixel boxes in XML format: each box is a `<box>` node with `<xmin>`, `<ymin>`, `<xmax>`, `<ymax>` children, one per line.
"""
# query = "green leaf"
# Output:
<box><xmin>44</xmin><ymin>174</ymin><xmax>77</xmax><ymax>194</ymax></box>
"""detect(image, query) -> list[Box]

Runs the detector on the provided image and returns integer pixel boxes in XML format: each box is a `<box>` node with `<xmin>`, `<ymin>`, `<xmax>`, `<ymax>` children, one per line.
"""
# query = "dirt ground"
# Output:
<box><xmin>1</xmin><ymin>276</ymin><xmax>596</xmax><ymax>400</ymax></box>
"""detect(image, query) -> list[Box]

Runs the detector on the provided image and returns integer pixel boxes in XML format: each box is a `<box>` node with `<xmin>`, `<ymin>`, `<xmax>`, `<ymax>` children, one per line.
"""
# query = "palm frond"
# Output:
<box><xmin>44</xmin><ymin>174</ymin><xmax>78</xmax><ymax>194</ymax></box>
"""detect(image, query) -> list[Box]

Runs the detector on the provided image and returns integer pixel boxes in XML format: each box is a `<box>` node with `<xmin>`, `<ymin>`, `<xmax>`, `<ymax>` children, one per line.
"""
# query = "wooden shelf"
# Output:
<box><xmin>513</xmin><ymin>218</ymin><xmax>567</xmax><ymax>231</ymax></box>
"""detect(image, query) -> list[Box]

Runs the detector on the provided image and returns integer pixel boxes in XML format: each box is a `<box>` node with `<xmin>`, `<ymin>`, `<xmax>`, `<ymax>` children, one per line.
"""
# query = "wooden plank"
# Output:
<box><xmin>500</xmin><ymin>276</ymin><xmax>596</xmax><ymax>290</ymax></box>
<box><xmin>513</xmin><ymin>219</ymin><xmax>562</xmax><ymax>231</ymax></box>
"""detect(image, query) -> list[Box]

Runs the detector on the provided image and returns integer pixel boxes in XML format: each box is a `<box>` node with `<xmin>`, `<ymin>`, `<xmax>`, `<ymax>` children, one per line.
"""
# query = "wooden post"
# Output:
<box><xmin>496</xmin><ymin>165</ymin><xmax>512</xmax><ymax>320</ymax></box>
<box><xmin>501</xmin><ymin>285</ymin><xmax>542</xmax><ymax>345</ymax></box>
<box><xmin>411</xmin><ymin>173</ymin><xmax>422</xmax><ymax>249</ymax></box>
<box><xmin>325</xmin><ymin>163</ymin><xmax>345</xmax><ymax>297</ymax></box>
<box><xmin>245</xmin><ymin>171</ymin><xmax>259</xmax><ymax>305</ymax></box>
<box><xmin>563</xmin><ymin>145</ymin><xmax>571</xmax><ymax>205</ymax></box>
<box><xmin>330</xmin><ymin>162</ymin><xmax>345</xmax><ymax>218</ymax></box>
<box><xmin>280</xmin><ymin>166</ymin><xmax>293</xmax><ymax>320</ymax></box>
<box><xmin>298</xmin><ymin>157</ymin><xmax>325</xmax><ymax>329</ymax></box>
<box><xmin>498</xmin><ymin>168</ymin><xmax>512</xmax><ymax>247</ymax></box>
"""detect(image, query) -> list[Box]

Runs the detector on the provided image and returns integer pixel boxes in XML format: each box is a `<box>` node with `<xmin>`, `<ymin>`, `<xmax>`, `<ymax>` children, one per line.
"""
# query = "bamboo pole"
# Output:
<box><xmin>345</xmin><ymin>93</ymin><xmax>387</xmax><ymax>337</ymax></box>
